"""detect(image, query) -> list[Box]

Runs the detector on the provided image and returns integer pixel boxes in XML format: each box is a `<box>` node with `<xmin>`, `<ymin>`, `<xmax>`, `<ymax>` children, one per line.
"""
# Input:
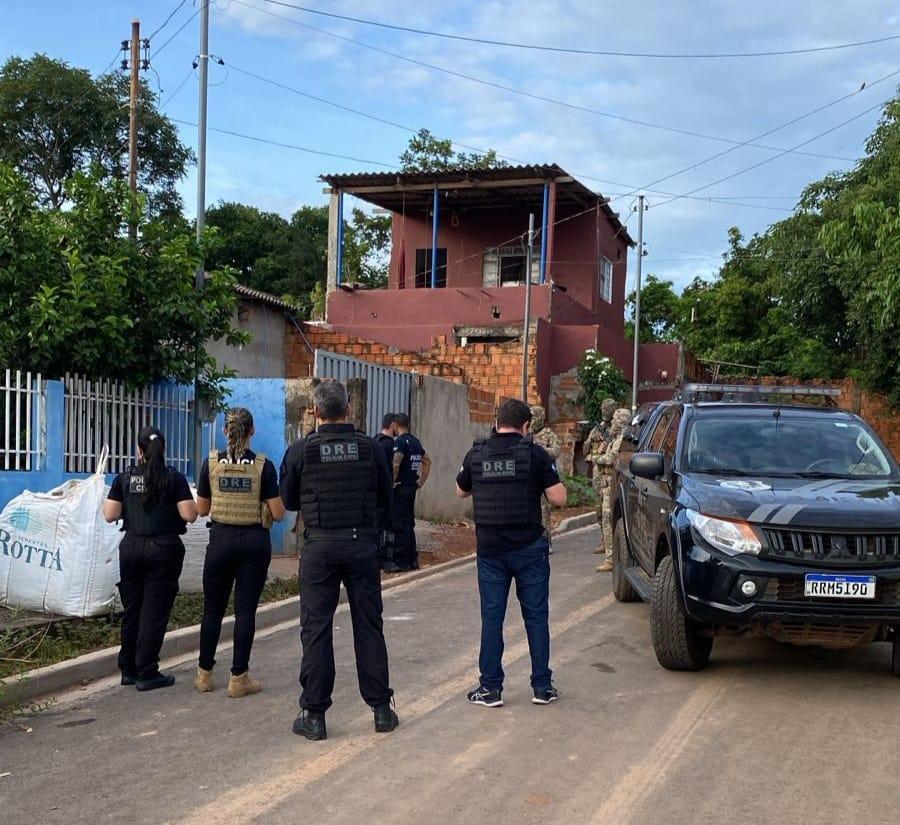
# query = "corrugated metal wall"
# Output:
<box><xmin>314</xmin><ymin>350</ymin><xmax>411</xmax><ymax>434</ymax></box>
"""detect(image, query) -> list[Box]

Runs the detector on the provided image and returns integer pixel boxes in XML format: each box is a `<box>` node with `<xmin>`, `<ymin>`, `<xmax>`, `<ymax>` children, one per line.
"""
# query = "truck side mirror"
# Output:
<box><xmin>630</xmin><ymin>452</ymin><xmax>665</xmax><ymax>480</ymax></box>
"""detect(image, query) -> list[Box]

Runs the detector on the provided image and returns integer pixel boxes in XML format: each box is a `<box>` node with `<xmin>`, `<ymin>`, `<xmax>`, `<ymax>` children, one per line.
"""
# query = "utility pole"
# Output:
<box><xmin>631</xmin><ymin>195</ymin><xmax>645</xmax><ymax>412</ymax></box>
<box><xmin>192</xmin><ymin>1</ymin><xmax>210</xmax><ymax>479</ymax></box>
<box><xmin>521</xmin><ymin>212</ymin><xmax>535</xmax><ymax>401</ymax></box>
<box><xmin>127</xmin><ymin>19</ymin><xmax>140</xmax><ymax>238</ymax></box>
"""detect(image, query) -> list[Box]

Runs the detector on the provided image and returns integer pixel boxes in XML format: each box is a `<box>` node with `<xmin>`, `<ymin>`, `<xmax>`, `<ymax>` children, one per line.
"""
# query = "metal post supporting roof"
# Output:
<box><xmin>540</xmin><ymin>182</ymin><xmax>549</xmax><ymax>284</ymax></box>
<box><xmin>431</xmin><ymin>187</ymin><xmax>440</xmax><ymax>289</ymax></box>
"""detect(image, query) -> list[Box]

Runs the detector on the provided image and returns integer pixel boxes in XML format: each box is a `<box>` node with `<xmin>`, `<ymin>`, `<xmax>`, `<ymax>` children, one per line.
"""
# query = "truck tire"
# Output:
<box><xmin>651</xmin><ymin>555</ymin><xmax>713</xmax><ymax>671</ymax></box>
<box><xmin>892</xmin><ymin>638</ymin><xmax>900</xmax><ymax>678</ymax></box>
<box><xmin>612</xmin><ymin>520</ymin><xmax>639</xmax><ymax>603</ymax></box>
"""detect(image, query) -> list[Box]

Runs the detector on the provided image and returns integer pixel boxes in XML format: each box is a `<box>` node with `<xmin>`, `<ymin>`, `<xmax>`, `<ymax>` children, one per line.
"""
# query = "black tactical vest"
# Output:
<box><xmin>470</xmin><ymin>437</ymin><xmax>543</xmax><ymax>528</ymax></box>
<box><xmin>299</xmin><ymin>427</ymin><xmax>379</xmax><ymax>529</ymax></box>
<box><xmin>121</xmin><ymin>466</ymin><xmax>186</xmax><ymax>536</ymax></box>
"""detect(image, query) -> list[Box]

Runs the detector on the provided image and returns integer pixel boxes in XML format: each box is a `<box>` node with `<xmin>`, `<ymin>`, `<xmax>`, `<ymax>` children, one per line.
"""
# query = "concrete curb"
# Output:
<box><xmin>554</xmin><ymin>511</ymin><xmax>597</xmax><ymax>535</ymax></box>
<box><xmin>1</xmin><ymin>517</ymin><xmax>598</xmax><ymax>709</ymax></box>
<box><xmin>0</xmin><ymin>553</ymin><xmax>477</xmax><ymax>710</ymax></box>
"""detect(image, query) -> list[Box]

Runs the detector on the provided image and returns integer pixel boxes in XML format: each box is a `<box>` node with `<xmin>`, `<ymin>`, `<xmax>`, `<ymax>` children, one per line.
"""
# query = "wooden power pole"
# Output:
<box><xmin>128</xmin><ymin>21</ymin><xmax>140</xmax><ymax>190</ymax></box>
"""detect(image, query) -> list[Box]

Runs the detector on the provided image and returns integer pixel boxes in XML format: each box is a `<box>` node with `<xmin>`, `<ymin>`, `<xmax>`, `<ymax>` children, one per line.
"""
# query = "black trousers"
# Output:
<box><xmin>199</xmin><ymin>524</ymin><xmax>272</xmax><ymax>675</ymax></box>
<box><xmin>117</xmin><ymin>534</ymin><xmax>185</xmax><ymax>680</ymax></box>
<box><xmin>392</xmin><ymin>484</ymin><xmax>418</xmax><ymax>569</ymax></box>
<box><xmin>299</xmin><ymin>537</ymin><xmax>392</xmax><ymax>714</ymax></box>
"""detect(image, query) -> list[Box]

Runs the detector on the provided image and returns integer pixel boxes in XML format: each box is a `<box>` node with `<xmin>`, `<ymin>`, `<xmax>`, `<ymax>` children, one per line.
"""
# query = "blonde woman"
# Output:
<box><xmin>194</xmin><ymin>408</ymin><xmax>285</xmax><ymax>697</ymax></box>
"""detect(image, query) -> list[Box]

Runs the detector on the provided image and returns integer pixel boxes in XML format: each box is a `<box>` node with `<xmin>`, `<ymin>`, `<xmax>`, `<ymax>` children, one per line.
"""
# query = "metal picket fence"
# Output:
<box><xmin>63</xmin><ymin>375</ymin><xmax>193</xmax><ymax>475</ymax></box>
<box><xmin>0</xmin><ymin>369</ymin><xmax>44</xmax><ymax>471</ymax></box>
<box><xmin>314</xmin><ymin>350</ymin><xmax>411</xmax><ymax>434</ymax></box>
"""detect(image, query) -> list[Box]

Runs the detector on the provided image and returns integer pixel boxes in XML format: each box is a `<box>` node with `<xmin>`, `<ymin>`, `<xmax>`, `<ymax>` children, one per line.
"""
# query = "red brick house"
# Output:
<box><xmin>290</xmin><ymin>164</ymin><xmax>679</xmax><ymax>415</ymax></box>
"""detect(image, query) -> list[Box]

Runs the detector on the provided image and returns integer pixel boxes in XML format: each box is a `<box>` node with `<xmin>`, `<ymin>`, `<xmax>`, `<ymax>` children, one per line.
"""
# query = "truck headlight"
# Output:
<box><xmin>686</xmin><ymin>510</ymin><xmax>762</xmax><ymax>557</ymax></box>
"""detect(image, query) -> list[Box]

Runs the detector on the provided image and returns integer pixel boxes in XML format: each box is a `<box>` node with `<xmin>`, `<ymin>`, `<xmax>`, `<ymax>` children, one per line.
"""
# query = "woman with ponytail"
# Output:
<box><xmin>195</xmin><ymin>407</ymin><xmax>284</xmax><ymax>697</ymax></box>
<box><xmin>103</xmin><ymin>426</ymin><xmax>198</xmax><ymax>691</ymax></box>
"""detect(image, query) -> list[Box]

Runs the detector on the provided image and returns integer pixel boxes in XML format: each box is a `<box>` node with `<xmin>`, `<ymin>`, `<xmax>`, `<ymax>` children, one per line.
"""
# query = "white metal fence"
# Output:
<box><xmin>0</xmin><ymin>370</ymin><xmax>44</xmax><ymax>471</ymax></box>
<box><xmin>64</xmin><ymin>375</ymin><xmax>193</xmax><ymax>475</ymax></box>
<box><xmin>314</xmin><ymin>350</ymin><xmax>411</xmax><ymax>434</ymax></box>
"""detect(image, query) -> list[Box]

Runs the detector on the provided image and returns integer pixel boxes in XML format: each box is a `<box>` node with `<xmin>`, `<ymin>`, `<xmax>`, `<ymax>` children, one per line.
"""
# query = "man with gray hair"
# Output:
<box><xmin>280</xmin><ymin>380</ymin><xmax>398</xmax><ymax>741</ymax></box>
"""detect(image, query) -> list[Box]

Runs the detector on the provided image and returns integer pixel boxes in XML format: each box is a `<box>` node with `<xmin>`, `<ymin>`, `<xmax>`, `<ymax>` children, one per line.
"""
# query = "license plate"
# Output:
<box><xmin>804</xmin><ymin>573</ymin><xmax>876</xmax><ymax>599</ymax></box>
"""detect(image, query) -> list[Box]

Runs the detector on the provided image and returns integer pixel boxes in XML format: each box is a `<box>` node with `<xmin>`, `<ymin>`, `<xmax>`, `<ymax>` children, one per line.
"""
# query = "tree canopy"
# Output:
<box><xmin>400</xmin><ymin>128</ymin><xmax>508</xmax><ymax>172</ymax></box>
<box><xmin>0</xmin><ymin>54</ymin><xmax>191</xmax><ymax>216</ymax></box>
<box><xmin>0</xmin><ymin>164</ymin><xmax>245</xmax><ymax>407</ymax></box>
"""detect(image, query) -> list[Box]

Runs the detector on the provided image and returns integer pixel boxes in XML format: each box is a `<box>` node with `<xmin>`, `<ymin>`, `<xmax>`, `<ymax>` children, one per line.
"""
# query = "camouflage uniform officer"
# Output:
<box><xmin>584</xmin><ymin>399</ymin><xmax>617</xmax><ymax>556</ymax></box>
<box><xmin>530</xmin><ymin>406</ymin><xmax>561</xmax><ymax>547</ymax></box>
<box><xmin>595</xmin><ymin>408</ymin><xmax>632</xmax><ymax>573</ymax></box>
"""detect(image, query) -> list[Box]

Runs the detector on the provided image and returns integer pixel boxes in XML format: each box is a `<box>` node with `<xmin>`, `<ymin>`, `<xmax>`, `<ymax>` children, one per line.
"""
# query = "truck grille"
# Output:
<box><xmin>763</xmin><ymin>577</ymin><xmax>900</xmax><ymax>605</ymax></box>
<box><xmin>762</xmin><ymin>528</ymin><xmax>900</xmax><ymax>565</ymax></box>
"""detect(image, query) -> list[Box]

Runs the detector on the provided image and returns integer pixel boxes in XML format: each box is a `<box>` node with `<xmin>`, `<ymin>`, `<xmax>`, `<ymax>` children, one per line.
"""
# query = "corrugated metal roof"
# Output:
<box><xmin>234</xmin><ymin>283</ymin><xmax>301</xmax><ymax>313</ymax></box>
<box><xmin>319</xmin><ymin>163</ymin><xmax>634</xmax><ymax>246</ymax></box>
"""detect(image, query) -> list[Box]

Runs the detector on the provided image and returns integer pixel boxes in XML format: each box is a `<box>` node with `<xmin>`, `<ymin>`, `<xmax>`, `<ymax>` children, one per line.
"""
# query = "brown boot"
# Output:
<box><xmin>596</xmin><ymin>559</ymin><xmax>614</xmax><ymax>573</ymax></box>
<box><xmin>593</xmin><ymin>545</ymin><xmax>604</xmax><ymax>554</ymax></box>
<box><xmin>228</xmin><ymin>671</ymin><xmax>262</xmax><ymax>698</ymax></box>
<box><xmin>194</xmin><ymin>666</ymin><xmax>215</xmax><ymax>693</ymax></box>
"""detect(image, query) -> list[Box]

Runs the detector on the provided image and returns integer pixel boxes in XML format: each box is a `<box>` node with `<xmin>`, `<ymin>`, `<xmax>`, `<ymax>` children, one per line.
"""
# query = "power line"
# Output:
<box><xmin>161</xmin><ymin>64</ymin><xmax>197</xmax><ymax>108</ymax></box>
<box><xmin>259</xmin><ymin>1</ymin><xmax>900</xmax><ymax>60</ymax></box>
<box><xmin>651</xmin><ymin>99</ymin><xmax>887</xmax><ymax>209</ymax></box>
<box><xmin>169</xmin><ymin>117</ymin><xmax>397</xmax><ymax>167</ymax></box>
<box><xmin>222</xmin><ymin>61</ymin><xmax>800</xmax><ymax>213</ymax></box>
<box><xmin>229</xmin><ymin>0</ymin><xmax>854</xmax><ymax>164</ymax></box>
<box><xmin>151</xmin><ymin>3</ymin><xmax>202</xmax><ymax>58</ymax></box>
<box><xmin>147</xmin><ymin>0</ymin><xmax>189</xmax><ymax>42</ymax></box>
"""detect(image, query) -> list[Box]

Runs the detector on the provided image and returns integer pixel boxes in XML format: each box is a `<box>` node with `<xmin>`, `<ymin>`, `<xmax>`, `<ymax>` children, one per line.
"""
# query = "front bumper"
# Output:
<box><xmin>675</xmin><ymin>527</ymin><xmax>900</xmax><ymax>628</ymax></box>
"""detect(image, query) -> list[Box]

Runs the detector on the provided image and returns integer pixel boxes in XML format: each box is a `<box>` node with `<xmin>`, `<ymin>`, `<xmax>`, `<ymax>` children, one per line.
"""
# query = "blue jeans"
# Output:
<box><xmin>477</xmin><ymin>537</ymin><xmax>552</xmax><ymax>691</ymax></box>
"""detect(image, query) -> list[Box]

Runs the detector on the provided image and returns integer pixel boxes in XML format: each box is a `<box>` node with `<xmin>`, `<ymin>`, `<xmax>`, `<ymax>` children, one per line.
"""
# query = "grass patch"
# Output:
<box><xmin>0</xmin><ymin>576</ymin><xmax>299</xmax><ymax>682</ymax></box>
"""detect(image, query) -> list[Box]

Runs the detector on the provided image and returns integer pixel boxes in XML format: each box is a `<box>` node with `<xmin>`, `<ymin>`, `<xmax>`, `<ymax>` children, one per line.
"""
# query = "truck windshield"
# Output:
<box><xmin>684</xmin><ymin>415</ymin><xmax>896</xmax><ymax>478</ymax></box>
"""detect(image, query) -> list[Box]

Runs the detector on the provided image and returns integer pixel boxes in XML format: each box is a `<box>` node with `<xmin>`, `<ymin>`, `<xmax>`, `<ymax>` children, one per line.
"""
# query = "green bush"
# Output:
<box><xmin>576</xmin><ymin>349</ymin><xmax>629</xmax><ymax>422</ymax></box>
<box><xmin>562</xmin><ymin>474</ymin><xmax>596</xmax><ymax>508</ymax></box>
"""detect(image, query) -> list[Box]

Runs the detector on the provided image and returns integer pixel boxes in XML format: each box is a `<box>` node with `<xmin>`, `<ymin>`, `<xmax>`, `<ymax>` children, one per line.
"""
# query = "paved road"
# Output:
<box><xmin>2</xmin><ymin>527</ymin><xmax>898</xmax><ymax>825</ymax></box>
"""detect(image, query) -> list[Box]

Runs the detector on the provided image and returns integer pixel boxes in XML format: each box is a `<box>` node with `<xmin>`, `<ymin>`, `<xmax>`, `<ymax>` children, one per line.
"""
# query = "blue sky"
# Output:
<box><xmin>3</xmin><ymin>1</ymin><xmax>899</xmax><ymax>293</ymax></box>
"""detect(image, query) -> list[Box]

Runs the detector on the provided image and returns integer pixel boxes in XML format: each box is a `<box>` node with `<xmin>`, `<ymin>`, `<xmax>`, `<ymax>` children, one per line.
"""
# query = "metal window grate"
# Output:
<box><xmin>0</xmin><ymin>369</ymin><xmax>44</xmax><ymax>471</ymax></box>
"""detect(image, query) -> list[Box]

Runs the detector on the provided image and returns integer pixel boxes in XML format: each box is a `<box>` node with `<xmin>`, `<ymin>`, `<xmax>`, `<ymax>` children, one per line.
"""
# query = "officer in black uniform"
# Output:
<box><xmin>280</xmin><ymin>380</ymin><xmax>399</xmax><ymax>741</ymax></box>
<box><xmin>456</xmin><ymin>399</ymin><xmax>567</xmax><ymax>709</ymax></box>
<box><xmin>104</xmin><ymin>426</ymin><xmax>198</xmax><ymax>691</ymax></box>
<box><xmin>194</xmin><ymin>407</ymin><xmax>285</xmax><ymax>698</ymax></box>
<box><xmin>391</xmin><ymin>413</ymin><xmax>431</xmax><ymax>572</ymax></box>
<box><xmin>374</xmin><ymin>413</ymin><xmax>398</xmax><ymax>572</ymax></box>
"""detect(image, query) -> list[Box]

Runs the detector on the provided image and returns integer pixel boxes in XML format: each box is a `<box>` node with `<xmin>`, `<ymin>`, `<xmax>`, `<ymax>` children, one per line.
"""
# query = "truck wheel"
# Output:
<box><xmin>651</xmin><ymin>555</ymin><xmax>713</xmax><ymax>671</ymax></box>
<box><xmin>892</xmin><ymin>638</ymin><xmax>900</xmax><ymax>678</ymax></box>
<box><xmin>612</xmin><ymin>520</ymin><xmax>639</xmax><ymax>603</ymax></box>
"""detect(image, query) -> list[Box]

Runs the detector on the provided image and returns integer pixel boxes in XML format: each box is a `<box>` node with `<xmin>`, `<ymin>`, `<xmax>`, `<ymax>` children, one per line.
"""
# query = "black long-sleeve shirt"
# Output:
<box><xmin>279</xmin><ymin>424</ymin><xmax>394</xmax><ymax>530</ymax></box>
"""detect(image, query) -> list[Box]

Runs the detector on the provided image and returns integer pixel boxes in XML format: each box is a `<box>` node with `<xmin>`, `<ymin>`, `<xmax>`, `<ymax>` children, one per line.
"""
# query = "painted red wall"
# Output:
<box><xmin>326</xmin><ymin>285</ymin><xmax>552</xmax><ymax>351</ymax></box>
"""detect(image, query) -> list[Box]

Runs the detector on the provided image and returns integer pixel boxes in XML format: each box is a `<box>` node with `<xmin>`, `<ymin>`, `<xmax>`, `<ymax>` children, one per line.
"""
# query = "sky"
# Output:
<box><xmin>3</xmin><ymin>0</ymin><xmax>899</xmax><ymax>293</ymax></box>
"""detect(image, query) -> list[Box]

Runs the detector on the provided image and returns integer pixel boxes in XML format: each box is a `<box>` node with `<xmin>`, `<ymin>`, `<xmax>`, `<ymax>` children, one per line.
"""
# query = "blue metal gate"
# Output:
<box><xmin>314</xmin><ymin>351</ymin><xmax>411</xmax><ymax>435</ymax></box>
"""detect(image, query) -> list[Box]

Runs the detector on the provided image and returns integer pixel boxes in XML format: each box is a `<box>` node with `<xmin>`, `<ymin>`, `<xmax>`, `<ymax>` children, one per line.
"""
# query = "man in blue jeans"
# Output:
<box><xmin>456</xmin><ymin>398</ymin><xmax>567</xmax><ymax>707</ymax></box>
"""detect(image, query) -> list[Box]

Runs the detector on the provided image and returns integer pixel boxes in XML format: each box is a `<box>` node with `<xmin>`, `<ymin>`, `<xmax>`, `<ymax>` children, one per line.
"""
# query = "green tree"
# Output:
<box><xmin>0</xmin><ymin>54</ymin><xmax>191</xmax><ymax>216</ymax></box>
<box><xmin>343</xmin><ymin>207</ymin><xmax>391</xmax><ymax>288</ymax></box>
<box><xmin>0</xmin><ymin>164</ymin><xmax>246</xmax><ymax>408</ymax></box>
<box><xmin>399</xmin><ymin>128</ymin><xmax>508</xmax><ymax>172</ymax></box>
<box><xmin>625</xmin><ymin>274</ymin><xmax>681</xmax><ymax>342</ymax></box>
<box><xmin>576</xmin><ymin>349</ymin><xmax>629</xmax><ymax>420</ymax></box>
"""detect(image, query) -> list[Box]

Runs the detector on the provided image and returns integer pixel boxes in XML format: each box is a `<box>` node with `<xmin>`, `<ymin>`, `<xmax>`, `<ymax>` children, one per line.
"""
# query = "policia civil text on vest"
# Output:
<box><xmin>456</xmin><ymin>399</ymin><xmax>567</xmax><ymax>709</ymax></box>
<box><xmin>104</xmin><ymin>427</ymin><xmax>198</xmax><ymax>692</ymax></box>
<box><xmin>280</xmin><ymin>380</ymin><xmax>399</xmax><ymax>741</ymax></box>
<box><xmin>195</xmin><ymin>407</ymin><xmax>285</xmax><ymax>698</ymax></box>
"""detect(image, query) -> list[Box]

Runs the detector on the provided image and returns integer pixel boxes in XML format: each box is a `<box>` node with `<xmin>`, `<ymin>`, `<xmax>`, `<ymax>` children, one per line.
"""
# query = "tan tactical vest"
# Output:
<box><xmin>208</xmin><ymin>451</ymin><xmax>271</xmax><ymax>527</ymax></box>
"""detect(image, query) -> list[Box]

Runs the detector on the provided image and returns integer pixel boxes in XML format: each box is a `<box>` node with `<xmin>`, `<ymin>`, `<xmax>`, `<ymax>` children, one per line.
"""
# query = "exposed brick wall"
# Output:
<box><xmin>722</xmin><ymin>376</ymin><xmax>900</xmax><ymax>461</ymax></box>
<box><xmin>466</xmin><ymin>386</ymin><xmax>496</xmax><ymax>424</ymax></box>
<box><xmin>287</xmin><ymin>322</ymin><xmax>539</xmax><ymax>409</ymax></box>
<box><xmin>549</xmin><ymin>366</ymin><xmax>580</xmax><ymax>422</ymax></box>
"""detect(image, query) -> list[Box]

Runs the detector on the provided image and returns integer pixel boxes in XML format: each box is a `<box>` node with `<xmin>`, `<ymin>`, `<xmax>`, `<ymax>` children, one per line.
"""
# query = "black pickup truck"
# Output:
<box><xmin>610</xmin><ymin>384</ymin><xmax>900</xmax><ymax>675</ymax></box>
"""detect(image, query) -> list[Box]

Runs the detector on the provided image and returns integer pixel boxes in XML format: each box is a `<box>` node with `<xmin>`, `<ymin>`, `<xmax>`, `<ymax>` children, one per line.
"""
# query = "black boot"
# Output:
<box><xmin>374</xmin><ymin>703</ymin><xmax>399</xmax><ymax>733</ymax></box>
<box><xmin>120</xmin><ymin>672</ymin><xmax>137</xmax><ymax>686</ymax></box>
<box><xmin>292</xmin><ymin>710</ymin><xmax>327</xmax><ymax>741</ymax></box>
<box><xmin>135</xmin><ymin>672</ymin><xmax>176</xmax><ymax>692</ymax></box>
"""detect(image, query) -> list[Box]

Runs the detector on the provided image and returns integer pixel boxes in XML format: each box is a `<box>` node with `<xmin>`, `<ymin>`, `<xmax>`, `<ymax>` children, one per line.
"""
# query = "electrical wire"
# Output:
<box><xmin>651</xmin><ymin>99</ymin><xmax>887</xmax><ymax>209</ymax></box>
<box><xmin>259</xmin><ymin>1</ymin><xmax>900</xmax><ymax>60</ymax></box>
<box><xmin>152</xmin><ymin>3</ymin><xmax>202</xmax><ymax>58</ymax></box>
<box><xmin>229</xmin><ymin>0</ymin><xmax>853</xmax><ymax>164</ymax></box>
<box><xmin>147</xmin><ymin>0</ymin><xmax>189</xmax><ymax>42</ymax></box>
<box><xmin>161</xmin><ymin>65</ymin><xmax>197</xmax><ymax>108</ymax></box>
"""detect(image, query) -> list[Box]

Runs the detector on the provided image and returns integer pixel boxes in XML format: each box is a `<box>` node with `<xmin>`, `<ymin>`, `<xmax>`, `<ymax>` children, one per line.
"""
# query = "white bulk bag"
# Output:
<box><xmin>0</xmin><ymin>447</ymin><xmax>122</xmax><ymax>617</ymax></box>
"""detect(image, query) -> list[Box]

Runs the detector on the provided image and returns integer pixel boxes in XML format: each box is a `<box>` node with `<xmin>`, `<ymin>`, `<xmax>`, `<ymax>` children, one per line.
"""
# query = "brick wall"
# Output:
<box><xmin>287</xmin><ymin>322</ymin><xmax>539</xmax><ymax>409</ymax></box>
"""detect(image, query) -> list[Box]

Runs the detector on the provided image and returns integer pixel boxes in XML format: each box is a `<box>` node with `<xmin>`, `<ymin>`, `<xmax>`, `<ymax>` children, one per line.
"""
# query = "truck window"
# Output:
<box><xmin>646</xmin><ymin>412</ymin><xmax>672</xmax><ymax>452</ymax></box>
<box><xmin>661</xmin><ymin>408</ymin><xmax>683</xmax><ymax>473</ymax></box>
